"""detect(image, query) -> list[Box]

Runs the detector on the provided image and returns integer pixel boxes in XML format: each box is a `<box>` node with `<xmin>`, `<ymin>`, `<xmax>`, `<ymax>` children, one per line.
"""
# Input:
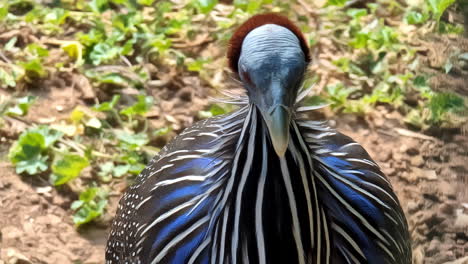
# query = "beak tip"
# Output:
<box><xmin>262</xmin><ymin>106</ymin><xmax>291</xmax><ymax>158</ymax></box>
<box><xmin>272</xmin><ymin>140</ymin><xmax>288</xmax><ymax>157</ymax></box>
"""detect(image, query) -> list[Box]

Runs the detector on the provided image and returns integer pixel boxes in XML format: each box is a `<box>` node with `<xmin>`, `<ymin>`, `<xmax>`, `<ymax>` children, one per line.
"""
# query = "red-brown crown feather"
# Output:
<box><xmin>227</xmin><ymin>13</ymin><xmax>310</xmax><ymax>73</ymax></box>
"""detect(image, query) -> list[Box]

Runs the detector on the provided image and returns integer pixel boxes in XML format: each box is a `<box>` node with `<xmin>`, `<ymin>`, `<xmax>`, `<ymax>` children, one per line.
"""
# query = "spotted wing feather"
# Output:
<box><xmin>105</xmin><ymin>107</ymin><xmax>248</xmax><ymax>264</ymax></box>
<box><xmin>297</xmin><ymin>120</ymin><xmax>412</xmax><ymax>264</ymax></box>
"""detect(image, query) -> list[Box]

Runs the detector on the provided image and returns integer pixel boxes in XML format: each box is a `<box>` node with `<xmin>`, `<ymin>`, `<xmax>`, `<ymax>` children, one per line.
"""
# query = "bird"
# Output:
<box><xmin>106</xmin><ymin>13</ymin><xmax>412</xmax><ymax>264</ymax></box>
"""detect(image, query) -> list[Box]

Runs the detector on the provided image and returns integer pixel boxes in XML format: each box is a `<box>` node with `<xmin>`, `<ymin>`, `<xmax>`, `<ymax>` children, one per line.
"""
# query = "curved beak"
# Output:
<box><xmin>261</xmin><ymin>105</ymin><xmax>291</xmax><ymax>157</ymax></box>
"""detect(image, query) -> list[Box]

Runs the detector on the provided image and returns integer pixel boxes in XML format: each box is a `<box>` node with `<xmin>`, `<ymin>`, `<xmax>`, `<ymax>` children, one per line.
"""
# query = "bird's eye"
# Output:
<box><xmin>240</xmin><ymin>70</ymin><xmax>253</xmax><ymax>86</ymax></box>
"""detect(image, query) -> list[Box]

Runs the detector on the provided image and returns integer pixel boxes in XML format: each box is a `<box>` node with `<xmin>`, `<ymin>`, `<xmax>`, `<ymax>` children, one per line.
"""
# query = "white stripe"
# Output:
<box><xmin>346</xmin><ymin>158</ymin><xmax>378</xmax><ymax>167</ymax></box>
<box><xmin>169</xmin><ymin>154</ymin><xmax>205</xmax><ymax>162</ymax></box>
<box><xmin>331</xmin><ymin>223</ymin><xmax>366</xmax><ymax>258</ymax></box>
<box><xmin>314</xmin><ymin>171</ymin><xmax>389</xmax><ymax>244</ymax></box>
<box><xmin>296</xmin><ymin>104</ymin><xmax>329</xmax><ymax>112</ymax></box>
<box><xmin>289</xmin><ymin>139</ymin><xmax>315</xmax><ymax>248</ymax></box>
<box><xmin>330</xmin><ymin>151</ymin><xmax>347</xmax><ymax>156</ymax></box>
<box><xmin>338</xmin><ymin>142</ymin><xmax>360</xmax><ymax>151</ymax></box>
<box><xmin>198</xmin><ymin>132</ymin><xmax>219</xmax><ymax>138</ymax></box>
<box><xmin>151</xmin><ymin>216</ymin><xmax>209</xmax><ymax>264</ymax></box>
<box><xmin>377</xmin><ymin>241</ymin><xmax>395</xmax><ymax>261</ymax></box>
<box><xmin>341</xmin><ymin>246</ymin><xmax>361</xmax><ymax>264</ymax></box>
<box><xmin>218</xmin><ymin>205</ymin><xmax>230</xmax><ymax>264</ymax></box>
<box><xmin>280</xmin><ymin>157</ymin><xmax>306</xmax><ymax>264</ymax></box>
<box><xmin>139</xmin><ymin>199</ymin><xmax>196</xmax><ymax>237</ymax></box>
<box><xmin>135</xmin><ymin>196</ymin><xmax>152</xmax><ymax>210</ymax></box>
<box><xmin>305</xmin><ymin>132</ymin><xmax>336</xmax><ymax>140</ymax></box>
<box><xmin>319</xmin><ymin>164</ymin><xmax>392</xmax><ymax>210</ymax></box>
<box><xmin>321</xmin><ymin>208</ymin><xmax>331</xmax><ymax>264</ymax></box>
<box><xmin>152</xmin><ymin>161</ymin><xmax>228</xmax><ymax>191</ymax></box>
<box><xmin>382</xmin><ymin>229</ymin><xmax>403</xmax><ymax>254</ymax></box>
<box><xmin>295</xmin><ymin>84</ymin><xmax>314</xmax><ymax>103</ymax></box>
<box><xmin>211</xmin><ymin>224</ymin><xmax>218</xmax><ymax>264</ymax></box>
<box><xmin>187</xmin><ymin>238</ymin><xmax>211</xmax><ymax>264</ymax></box>
<box><xmin>255</xmin><ymin>132</ymin><xmax>268</xmax><ymax>264</ymax></box>
<box><xmin>292</xmin><ymin>122</ymin><xmax>322</xmax><ymax>255</ymax></box>
<box><xmin>339</xmin><ymin>170</ymin><xmax>396</xmax><ymax>205</ymax></box>
<box><xmin>149</xmin><ymin>164</ymin><xmax>174</xmax><ymax>177</ymax></box>
<box><xmin>232</xmin><ymin>110</ymin><xmax>257</xmax><ymax>263</ymax></box>
<box><xmin>214</xmin><ymin>107</ymin><xmax>253</xmax><ymax>264</ymax></box>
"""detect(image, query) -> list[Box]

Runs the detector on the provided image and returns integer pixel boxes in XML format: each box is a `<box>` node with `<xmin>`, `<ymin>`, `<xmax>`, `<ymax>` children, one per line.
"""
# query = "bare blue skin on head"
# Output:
<box><xmin>237</xmin><ymin>24</ymin><xmax>307</xmax><ymax>156</ymax></box>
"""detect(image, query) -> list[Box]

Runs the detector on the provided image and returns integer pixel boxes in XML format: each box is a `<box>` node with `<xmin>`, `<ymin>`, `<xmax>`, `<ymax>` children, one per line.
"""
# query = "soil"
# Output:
<box><xmin>332</xmin><ymin>110</ymin><xmax>468</xmax><ymax>264</ymax></box>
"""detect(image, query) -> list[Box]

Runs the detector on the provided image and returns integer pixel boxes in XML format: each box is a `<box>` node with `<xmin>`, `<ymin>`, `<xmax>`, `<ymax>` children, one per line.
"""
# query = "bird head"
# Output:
<box><xmin>227</xmin><ymin>13</ymin><xmax>311</xmax><ymax>157</ymax></box>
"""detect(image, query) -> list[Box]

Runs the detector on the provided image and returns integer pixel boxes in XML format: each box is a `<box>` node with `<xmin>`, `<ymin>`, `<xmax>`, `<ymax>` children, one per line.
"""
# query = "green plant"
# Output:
<box><xmin>8</xmin><ymin>126</ymin><xmax>62</xmax><ymax>175</ymax></box>
<box><xmin>71</xmin><ymin>186</ymin><xmax>108</xmax><ymax>227</ymax></box>
<box><xmin>4</xmin><ymin>96</ymin><xmax>36</xmax><ymax>116</ymax></box>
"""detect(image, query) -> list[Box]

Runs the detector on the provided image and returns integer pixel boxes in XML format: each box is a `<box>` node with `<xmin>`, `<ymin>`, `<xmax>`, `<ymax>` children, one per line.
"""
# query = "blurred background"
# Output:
<box><xmin>0</xmin><ymin>0</ymin><xmax>467</xmax><ymax>263</ymax></box>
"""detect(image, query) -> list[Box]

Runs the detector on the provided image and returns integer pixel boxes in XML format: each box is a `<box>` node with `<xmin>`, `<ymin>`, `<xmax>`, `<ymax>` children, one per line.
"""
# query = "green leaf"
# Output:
<box><xmin>325</xmin><ymin>83</ymin><xmax>358</xmax><ymax>109</ymax></box>
<box><xmin>61</xmin><ymin>41</ymin><xmax>84</xmax><ymax>66</ymax></box>
<box><xmin>71</xmin><ymin>200</ymin><xmax>84</xmax><ymax>210</ymax></box>
<box><xmin>85</xmin><ymin>70</ymin><xmax>132</xmax><ymax>86</ymax></box>
<box><xmin>405</xmin><ymin>11</ymin><xmax>428</xmax><ymax>25</ymax></box>
<box><xmin>198</xmin><ymin>104</ymin><xmax>229</xmax><ymax>118</ymax></box>
<box><xmin>426</xmin><ymin>0</ymin><xmax>455</xmax><ymax>21</ymax></box>
<box><xmin>8</xmin><ymin>126</ymin><xmax>62</xmax><ymax>166</ymax></box>
<box><xmin>89</xmin><ymin>0</ymin><xmax>109</xmax><ymax>13</ymax></box>
<box><xmin>208</xmin><ymin>104</ymin><xmax>227</xmax><ymax>116</ymax></box>
<box><xmin>5</xmin><ymin>96</ymin><xmax>36</xmax><ymax>116</ymax></box>
<box><xmin>89</xmin><ymin>43</ymin><xmax>122</xmax><ymax>65</ymax></box>
<box><xmin>428</xmin><ymin>92</ymin><xmax>465</xmax><ymax>122</ymax></box>
<box><xmin>349</xmin><ymin>32</ymin><xmax>369</xmax><ymax>49</ymax></box>
<box><xmin>153</xmin><ymin>126</ymin><xmax>171</xmax><ymax>137</ymax></box>
<box><xmin>346</xmin><ymin>8</ymin><xmax>368</xmax><ymax>19</ymax></box>
<box><xmin>35</xmin><ymin>126</ymin><xmax>63</xmax><ymax>148</ymax></box>
<box><xmin>27</xmin><ymin>44</ymin><xmax>49</xmax><ymax>57</ymax></box>
<box><xmin>129</xmin><ymin>163</ymin><xmax>145</xmax><ymax>175</ymax></box>
<box><xmin>0</xmin><ymin>68</ymin><xmax>16</xmax><ymax>88</ymax></box>
<box><xmin>186</xmin><ymin>58</ymin><xmax>210</xmax><ymax>72</ymax></box>
<box><xmin>438</xmin><ymin>21</ymin><xmax>464</xmax><ymax>34</ymax></box>
<box><xmin>138</xmin><ymin>0</ymin><xmax>155</xmax><ymax>5</ymax></box>
<box><xmin>98</xmin><ymin>161</ymin><xmax>114</xmax><ymax>182</ymax></box>
<box><xmin>16</xmin><ymin>155</ymin><xmax>48</xmax><ymax>175</ymax></box>
<box><xmin>44</xmin><ymin>8</ymin><xmax>69</xmax><ymax>25</ymax></box>
<box><xmin>113</xmin><ymin>164</ymin><xmax>130</xmax><ymax>177</ymax></box>
<box><xmin>120</xmin><ymin>95</ymin><xmax>154</xmax><ymax>117</ymax></box>
<box><xmin>116</xmin><ymin>131</ymin><xmax>149</xmax><ymax>150</ymax></box>
<box><xmin>51</xmin><ymin>154</ymin><xmax>89</xmax><ymax>185</ymax></box>
<box><xmin>93</xmin><ymin>95</ymin><xmax>121</xmax><ymax>112</ymax></box>
<box><xmin>4</xmin><ymin>37</ymin><xmax>17</xmax><ymax>52</ymax></box>
<box><xmin>302</xmin><ymin>95</ymin><xmax>329</xmax><ymax>107</ymax></box>
<box><xmin>72</xmin><ymin>187</ymin><xmax>108</xmax><ymax>227</ymax></box>
<box><xmin>413</xmin><ymin>75</ymin><xmax>428</xmax><ymax>87</ymax></box>
<box><xmin>78</xmin><ymin>29</ymin><xmax>104</xmax><ymax>47</ymax></box>
<box><xmin>146</xmin><ymin>34</ymin><xmax>171</xmax><ymax>53</ymax></box>
<box><xmin>195</xmin><ymin>0</ymin><xmax>218</xmax><ymax>13</ymax></box>
<box><xmin>20</xmin><ymin>59</ymin><xmax>46</xmax><ymax>78</ymax></box>
<box><xmin>0</xmin><ymin>3</ymin><xmax>8</xmax><ymax>20</ymax></box>
<box><xmin>326</xmin><ymin>0</ymin><xmax>347</xmax><ymax>6</ymax></box>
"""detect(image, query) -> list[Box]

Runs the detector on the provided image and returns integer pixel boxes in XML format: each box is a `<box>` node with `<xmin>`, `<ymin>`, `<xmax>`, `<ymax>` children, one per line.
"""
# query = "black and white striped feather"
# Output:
<box><xmin>106</xmin><ymin>93</ymin><xmax>411</xmax><ymax>264</ymax></box>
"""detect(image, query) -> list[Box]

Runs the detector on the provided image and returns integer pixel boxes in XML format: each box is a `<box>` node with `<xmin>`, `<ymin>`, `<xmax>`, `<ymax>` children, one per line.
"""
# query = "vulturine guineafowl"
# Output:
<box><xmin>106</xmin><ymin>13</ymin><xmax>411</xmax><ymax>264</ymax></box>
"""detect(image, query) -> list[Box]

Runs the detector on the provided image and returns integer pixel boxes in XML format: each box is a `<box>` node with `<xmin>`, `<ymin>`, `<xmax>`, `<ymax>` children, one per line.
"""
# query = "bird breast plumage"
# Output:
<box><xmin>106</xmin><ymin>103</ymin><xmax>411</xmax><ymax>264</ymax></box>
